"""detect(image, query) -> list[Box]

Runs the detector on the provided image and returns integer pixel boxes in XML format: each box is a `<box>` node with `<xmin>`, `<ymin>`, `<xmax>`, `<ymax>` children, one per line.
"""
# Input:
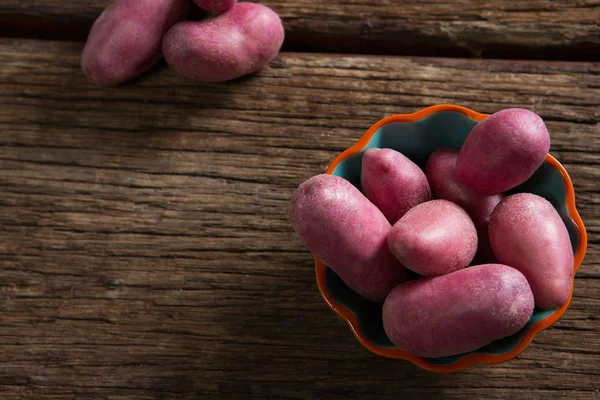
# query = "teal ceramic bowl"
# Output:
<box><xmin>315</xmin><ymin>104</ymin><xmax>587</xmax><ymax>372</ymax></box>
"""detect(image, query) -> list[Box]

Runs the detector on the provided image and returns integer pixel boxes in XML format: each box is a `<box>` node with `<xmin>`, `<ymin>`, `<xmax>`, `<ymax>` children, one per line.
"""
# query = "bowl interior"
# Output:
<box><xmin>328</xmin><ymin>110</ymin><xmax>580</xmax><ymax>367</ymax></box>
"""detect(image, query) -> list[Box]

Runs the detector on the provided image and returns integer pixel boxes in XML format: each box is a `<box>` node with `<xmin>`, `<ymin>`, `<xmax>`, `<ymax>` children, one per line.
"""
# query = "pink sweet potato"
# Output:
<box><xmin>163</xmin><ymin>2</ymin><xmax>284</xmax><ymax>83</ymax></box>
<box><xmin>456</xmin><ymin>108</ymin><xmax>550</xmax><ymax>195</ymax></box>
<box><xmin>361</xmin><ymin>148</ymin><xmax>431</xmax><ymax>224</ymax></box>
<box><xmin>81</xmin><ymin>0</ymin><xmax>189</xmax><ymax>86</ymax></box>
<box><xmin>426</xmin><ymin>148</ymin><xmax>503</xmax><ymax>227</ymax></box>
<box><xmin>387</xmin><ymin>199</ymin><xmax>477</xmax><ymax>277</ymax></box>
<box><xmin>383</xmin><ymin>264</ymin><xmax>534</xmax><ymax>357</ymax></box>
<box><xmin>489</xmin><ymin>193</ymin><xmax>574</xmax><ymax>309</ymax></box>
<box><xmin>289</xmin><ymin>174</ymin><xmax>407</xmax><ymax>302</ymax></box>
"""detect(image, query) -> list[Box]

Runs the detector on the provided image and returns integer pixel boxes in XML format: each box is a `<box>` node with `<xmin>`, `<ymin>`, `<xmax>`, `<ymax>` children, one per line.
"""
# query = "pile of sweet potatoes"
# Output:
<box><xmin>290</xmin><ymin>108</ymin><xmax>574</xmax><ymax>358</ymax></box>
<box><xmin>81</xmin><ymin>0</ymin><xmax>284</xmax><ymax>85</ymax></box>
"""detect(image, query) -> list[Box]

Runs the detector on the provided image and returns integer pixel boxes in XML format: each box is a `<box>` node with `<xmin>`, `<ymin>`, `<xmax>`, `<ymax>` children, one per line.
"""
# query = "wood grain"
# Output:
<box><xmin>0</xmin><ymin>38</ymin><xmax>599</xmax><ymax>399</ymax></box>
<box><xmin>0</xmin><ymin>0</ymin><xmax>599</xmax><ymax>60</ymax></box>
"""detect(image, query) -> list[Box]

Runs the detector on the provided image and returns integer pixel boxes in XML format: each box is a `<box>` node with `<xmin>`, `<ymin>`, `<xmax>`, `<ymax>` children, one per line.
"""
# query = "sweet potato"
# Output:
<box><xmin>489</xmin><ymin>193</ymin><xmax>574</xmax><ymax>309</ymax></box>
<box><xmin>81</xmin><ymin>0</ymin><xmax>189</xmax><ymax>86</ymax></box>
<box><xmin>383</xmin><ymin>264</ymin><xmax>534</xmax><ymax>357</ymax></box>
<box><xmin>162</xmin><ymin>2</ymin><xmax>284</xmax><ymax>83</ymax></box>
<box><xmin>456</xmin><ymin>109</ymin><xmax>550</xmax><ymax>195</ymax></box>
<box><xmin>387</xmin><ymin>199</ymin><xmax>477</xmax><ymax>276</ymax></box>
<box><xmin>361</xmin><ymin>148</ymin><xmax>431</xmax><ymax>224</ymax></box>
<box><xmin>289</xmin><ymin>174</ymin><xmax>407</xmax><ymax>302</ymax></box>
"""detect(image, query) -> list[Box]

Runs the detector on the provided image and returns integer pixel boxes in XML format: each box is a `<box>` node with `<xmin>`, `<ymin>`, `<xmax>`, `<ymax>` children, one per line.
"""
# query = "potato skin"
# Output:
<box><xmin>456</xmin><ymin>108</ymin><xmax>550</xmax><ymax>195</ymax></box>
<box><xmin>383</xmin><ymin>264</ymin><xmax>534</xmax><ymax>358</ymax></box>
<box><xmin>426</xmin><ymin>148</ymin><xmax>503</xmax><ymax>228</ymax></box>
<box><xmin>489</xmin><ymin>193</ymin><xmax>574</xmax><ymax>309</ymax></box>
<box><xmin>289</xmin><ymin>174</ymin><xmax>407</xmax><ymax>302</ymax></box>
<box><xmin>361</xmin><ymin>148</ymin><xmax>431</xmax><ymax>224</ymax></box>
<box><xmin>193</xmin><ymin>0</ymin><xmax>237</xmax><ymax>13</ymax></box>
<box><xmin>387</xmin><ymin>199</ymin><xmax>477</xmax><ymax>277</ymax></box>
<box><xmin>81</xmin><ymin>0</ymin><xmax>189</xmax><ymax>86</ymax></box>
<box><xmin>425</xmin><ymin>147</ymin><xmax>503</xmax><ymax>263</ymax></box>
<box><xmin>162</xmin><ymin>2</ymin><xmax>284</xmax><ymax>83</ymax></box>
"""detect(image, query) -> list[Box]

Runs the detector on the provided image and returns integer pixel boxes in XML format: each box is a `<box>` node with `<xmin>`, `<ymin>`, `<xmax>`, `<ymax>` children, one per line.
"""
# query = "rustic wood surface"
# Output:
<box><xmin>0</xmin><ymin>38</ymin><xmax>598</xmax><ymax>399</ymax></box>
<box><xmin>0</xmin><ymin>0</ymin><xmax>599</xmax><ymax>59</ymax></box>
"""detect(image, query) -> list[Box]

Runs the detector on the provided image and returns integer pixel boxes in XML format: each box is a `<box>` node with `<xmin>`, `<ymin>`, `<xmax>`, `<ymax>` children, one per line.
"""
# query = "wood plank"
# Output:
<box><xmin>0</xmin><ymin>1</ymin><xmax>599</xmax><ymax>60</ymax></box>
<box><xmin>0</xmin><ymin>38</ymin><xmax>599</xmax><ymax>399</ymax></box>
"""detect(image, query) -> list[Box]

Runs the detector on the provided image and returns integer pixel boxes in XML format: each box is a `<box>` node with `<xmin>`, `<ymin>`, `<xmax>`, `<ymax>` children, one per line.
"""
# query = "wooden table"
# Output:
<box><xmin>0</xmin><ymin>1</ymin><xmax>599</xmax><ymax>399</ymax></box>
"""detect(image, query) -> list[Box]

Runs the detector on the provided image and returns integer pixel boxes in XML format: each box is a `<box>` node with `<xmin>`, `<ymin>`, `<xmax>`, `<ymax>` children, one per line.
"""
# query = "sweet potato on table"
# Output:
<box><xmin>163</xmin><ymin>2</ymin><xmax>285</xmax><ymax>83</ymax></box>
<box><xmin>81</xmin><ymin>0</ymin><xmax>189</xmax><ymax>86</ymax></box>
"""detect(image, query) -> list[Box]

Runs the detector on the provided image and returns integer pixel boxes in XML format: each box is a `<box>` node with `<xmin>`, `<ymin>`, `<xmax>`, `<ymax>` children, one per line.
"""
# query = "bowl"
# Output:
<box><xmin>314</xmin><ymin>104</ymin><xmax>587</xmax><ymax>373</ymax></box>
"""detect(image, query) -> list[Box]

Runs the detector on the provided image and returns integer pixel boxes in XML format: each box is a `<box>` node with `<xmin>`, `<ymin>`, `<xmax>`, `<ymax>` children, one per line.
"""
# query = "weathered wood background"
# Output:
<box><xmin>0</xmin><ymin>1</ymin><xmax>599</xmax><ymax>399</ymax></box>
